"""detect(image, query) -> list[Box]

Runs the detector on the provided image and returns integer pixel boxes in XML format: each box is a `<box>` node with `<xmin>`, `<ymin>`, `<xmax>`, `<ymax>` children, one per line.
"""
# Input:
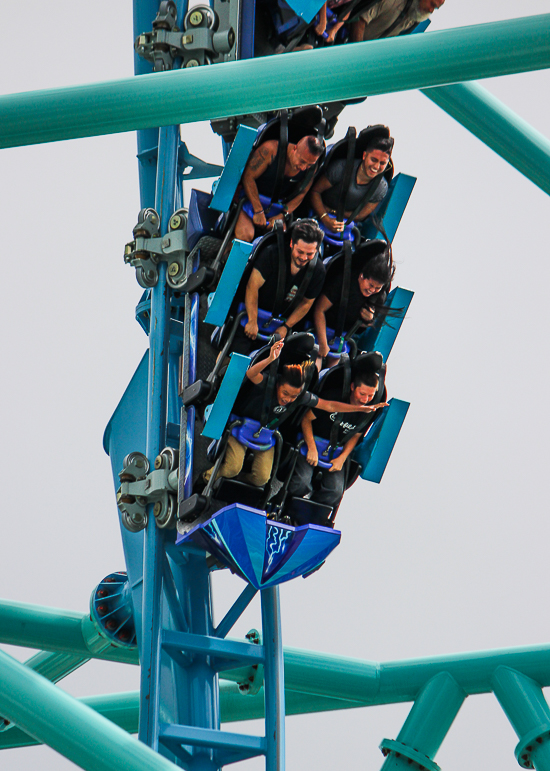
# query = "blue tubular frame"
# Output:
<box><xmin>139</xmin><ymin>122</ymin><xmax>179</xmax><ymax>749</ymax></box>
<box><xmin>262</xmin><ymin>588</ymin><xmax>285</xmax><ymax>771</ymax></box>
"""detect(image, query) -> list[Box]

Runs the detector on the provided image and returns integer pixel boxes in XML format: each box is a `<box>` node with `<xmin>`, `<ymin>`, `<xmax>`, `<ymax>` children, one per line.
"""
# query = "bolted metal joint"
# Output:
<box><xmin>379</xmin><ymin>739</ymin><xmax>441</xmax><ymax>771</ymax></box>
<box><xmin>237</xmin><ymin>630</ymin><xmax>264</xmax><ymax>696</ymax></box>
<box><xmin>116</xmin><ymin>448</ymin><xmax>179</xmax><ymax>531</ymax></box>
<box><xmin>135</xmin><ymin>0</ymin><xmax>234</xmax><ymax>71</ymax></box>
<box><xmin>124</xmin><ymin>207</ymin><xmax>189</xmax><ymax>289</ymax></box>
<box><xmin>134</xmin><ymin>1</ymin><xmax>180</xmax><ymax>72</ymax></box>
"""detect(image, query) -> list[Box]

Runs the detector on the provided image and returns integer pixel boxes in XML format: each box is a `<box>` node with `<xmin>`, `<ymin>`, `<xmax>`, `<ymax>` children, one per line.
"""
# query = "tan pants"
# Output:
<box><xmin>204</xmin><ymin>435</ymin><xmax>275</xmax><ymax>487</ymax></box>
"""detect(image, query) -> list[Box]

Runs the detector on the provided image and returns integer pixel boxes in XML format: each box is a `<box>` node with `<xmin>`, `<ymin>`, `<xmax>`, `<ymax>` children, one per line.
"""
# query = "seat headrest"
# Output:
<box><xmin>324</xmin><ymin>124</ymin><xmax>392</xmax><ymax>167</ymax></box>
<box><xmin>353</xmin><ymin>351</ymin><xmax>384</xmax><ymax>376</ymax></box>
<box><xmin>257</xmin><ymin>106</ymin><xmax>326</xmax><ymax>146</ymax></box>
<box><xmin>326</xmin><ymin>238</ymin><xmax>389</xmax><ymax>277</ymax></box>
<box><xmin>281</xmin><ymin>332</ymin><xmax>316</xmax><ymax>364</ymax></box>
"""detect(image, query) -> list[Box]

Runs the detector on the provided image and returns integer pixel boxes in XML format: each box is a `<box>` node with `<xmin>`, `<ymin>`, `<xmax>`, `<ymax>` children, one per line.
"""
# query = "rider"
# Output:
<box><xmin>309</xmin><ymin>135</ymin><xmax>393</xmax><ymax>237</ymax></box>
<box><xmin>313</xmin><ymin>241</ymin><xmax>393</xmax><ymax>362</ymax></box>
<box><xmin>352</xmin><ymin>0</ymin><xmax>446</xmax><ymax>42</ymax></box>
<box><xmin>235</xmin><ymin>135</ymin><xmax>324</xmax><ymax>243</ymax></box>
<box><xmin>232</xmin><ymin>219</ymin><xmax>326</xmax><ymax>355</ymax></box>
<box><xmin>288</xmin><ymin>368</ymin><xmax>387</xmax><ymax>510</ymax></box>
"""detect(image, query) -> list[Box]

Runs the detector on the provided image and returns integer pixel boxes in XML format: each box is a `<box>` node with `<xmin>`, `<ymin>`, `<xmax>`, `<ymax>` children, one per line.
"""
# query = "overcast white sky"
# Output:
<box><xmin>1</xmin><ymin>1</ymin><xmax>550</xmax><ymax>769</ymax></box>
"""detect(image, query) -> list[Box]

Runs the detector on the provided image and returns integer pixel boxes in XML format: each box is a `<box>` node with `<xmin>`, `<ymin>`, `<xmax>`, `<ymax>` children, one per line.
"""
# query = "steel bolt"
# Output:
<box><xmin>153</xmin><ymin>501</ymin><xmax>162</xmax><ymax>517</ymax></box>
<box><xmin>189</xmin><ymin>10</ymin><xmax>203</xmax><ymax>25</ymax></box>
<box><xmin>186</xmin><ymin>58</ymin><xmax>200</xmax><ymax>67</ymax></box>
<box><xmin>168</xmin><ymin>262</ymin><xmax>180</xmax><ymax>277</ymax></box>
<box><xmin>154</xmin><ymin>454</ymin><xmax>163</xmax><ymax>469</ymax></box>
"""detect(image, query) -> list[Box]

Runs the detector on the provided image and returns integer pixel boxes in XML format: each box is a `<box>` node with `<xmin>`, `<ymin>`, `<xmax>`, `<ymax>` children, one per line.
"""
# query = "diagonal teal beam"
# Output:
<box><xmin>0</xmin><ymin>685</ymin><xmax>367</xmax><ymax>750</ymax></box>
<box><xmin>0</xmin><ymin>648</ymin><xmax>187</xmax><ymax>771</ymax></box>
<box><xmin>422</xmin><ymin>81</ymin><xmax>550</xmax><ymax>196</ymax></box>
<box><xmin>0</xmin><ymin>14</ymin><xmax>549</xmax><ymax>149</ymax></box>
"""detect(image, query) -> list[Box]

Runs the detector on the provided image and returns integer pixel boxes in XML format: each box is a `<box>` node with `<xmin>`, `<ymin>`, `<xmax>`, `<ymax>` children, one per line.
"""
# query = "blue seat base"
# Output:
<box><xmin>176</xmin><ymin>502</ymin><xmax>341</xmax><ymax>588</ymax></box>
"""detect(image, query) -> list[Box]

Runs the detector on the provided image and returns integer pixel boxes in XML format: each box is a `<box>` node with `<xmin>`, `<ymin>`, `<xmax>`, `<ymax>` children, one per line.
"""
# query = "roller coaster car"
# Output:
<box><xmin>177</xmin><ymin>415</ymin><xmax>340</xmax><ymax>588</ymax></box>
<box><xmin>181</xmin><ymin>332</ymin><xmax>318</xmax><ymax>516</ymax></box>
<box><xmin>317</xmin><ymin>237</ymin><xmax>390</xmax><ymax>358</ymax></box>
<box><xmin>182</xmin><ymin>106</ymin><xmax>326</xmax><ymax>297</ymax></box>
<box><xmin>207</xmin><ymin>226</ymin><xmax>320</xmax><ymax>356</ymax></box>
<box><xmin>290</xmin><ymin>349</ymin><xmax>387</xmax><ymax>513</ymax></box>
<box><xmin>311</xmin><ymin>125</ymin><xmax>394</xmax><ymax>253</ymax></box>
<box><xmin>254</xmin><ymin>0</ymin><xmax>421</xmax><ymax>57</ymax></box>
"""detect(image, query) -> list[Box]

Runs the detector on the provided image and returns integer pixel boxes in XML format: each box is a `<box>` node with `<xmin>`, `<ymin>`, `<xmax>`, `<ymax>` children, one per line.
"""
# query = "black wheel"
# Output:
<box><xmin>196</xmin><ymin>235</ymin><xmax>223</xmax><ymax>265</ymax></box>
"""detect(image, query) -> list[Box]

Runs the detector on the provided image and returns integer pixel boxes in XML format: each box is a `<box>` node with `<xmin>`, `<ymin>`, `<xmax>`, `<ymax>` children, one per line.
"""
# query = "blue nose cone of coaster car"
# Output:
<box><xmin>176</xmin><ymin>504</ymin><xmax>341</xmax><ymax>589</ymax></box>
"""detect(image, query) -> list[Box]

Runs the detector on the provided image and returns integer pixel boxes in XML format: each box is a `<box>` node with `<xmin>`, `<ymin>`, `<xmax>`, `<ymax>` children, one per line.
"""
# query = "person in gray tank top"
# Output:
<box><xmin>309</xmin><ymin>135</ymin><xmax>393</xmax><ymax>235</ymax></box>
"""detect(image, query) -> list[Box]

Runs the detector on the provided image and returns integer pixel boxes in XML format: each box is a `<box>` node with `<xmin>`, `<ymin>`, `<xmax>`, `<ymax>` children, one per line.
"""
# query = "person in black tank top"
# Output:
<box><xmin>234</xmin><ymin>135</ymin><xmax>324</xmax><ymax>243</ymax></box>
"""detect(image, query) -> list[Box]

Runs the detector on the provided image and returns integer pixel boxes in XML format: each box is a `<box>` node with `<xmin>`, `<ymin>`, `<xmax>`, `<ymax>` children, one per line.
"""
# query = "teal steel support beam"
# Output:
<box><xmin>492</xmin><ymin>667</ymin><xmax>550</xmax><ymax>771</ymax></box>
<box><xmin>422</xmin><ymin>81</ymin><xmax>550</xmax><ymax>196</ymax></box>
<box><xmin>1</xmin><ymin>15</ymin><xmax>550</xmax><ymax>149</ymax></box>
<box><xmin>0</xmin><ymin>599</ymin><xmax>138</xmax><ymax>665</ymax></box>
<box><xmin>0</xmin><ymin>648</ymin><xmax>185</xmax><ymax>771</ymax></box>
<box><xmin>0</xmin><ymin>685</ymin><xmax>368</xmax><ymax>751</ymax></box>
<box><xmin>6</xmin><ymin>601</ymin><xmax>550</xmax><ymax>706</ymax></box>
<box><xmin>0</xmin><ymin>650</ymin><xmax>89</xmax><ymax>731</ymax></box>
<box><xmin>379</xmin><ymin>672</ymin><xmax>466</xmax><ymax>771</ymax></box>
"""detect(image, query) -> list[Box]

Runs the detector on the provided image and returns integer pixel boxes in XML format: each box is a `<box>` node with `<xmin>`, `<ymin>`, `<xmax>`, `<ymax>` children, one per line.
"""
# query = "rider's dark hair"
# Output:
<box><xmin>353</xmin><ymin>371</ymin><xmax>379</xmax><ymax>389</ymax></box>
<box><xmin>278</xmin><ymin>360</ymin><xmax>315</xmax><ymax>390</ymax></box>
<box><xmin>365</xmin><ymin>137</ymin><xmax>394</xmax><ymax>156</ymax></box>
<box><xmin>290</xmin><ymin>218</ymin><xmax>324</xmax><ymax>247</ymax></box>
<box><xmin>303</xmin><ymin>135</ymin><xmax>325</xmax><ymax>158</ymax></box>
<box><xmin>360</xmin><ymin>248</ymin><xmax>395</xmax><ymax>286</ymax></box>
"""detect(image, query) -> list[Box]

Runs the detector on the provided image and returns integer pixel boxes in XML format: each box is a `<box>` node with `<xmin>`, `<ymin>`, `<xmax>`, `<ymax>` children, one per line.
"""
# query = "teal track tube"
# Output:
<box><xmin>492</xmin><ymin>667</ymin><xmax>550</xmax><ymax>771</ymax></box>
<box><xmin>422</xmin><ymin>82</ymin><xmax>550</xmax><ymax>196</ymax></box>
<box><xmin>0</xmin><ymin>649</ymin><xmax>184</xmax><ymax>771</ymax></box>
<box><xmin>0</xmin><ymin>599</ymin><xmax>137</xmax><ymax>664</ymax></box>
<box><xmin>380</xmin><ymin>672</ymin><xmax>466</xmax><ymax>770</ymax></box>
<box><xmin>1</xmin><ymin>14</ymin><xmax>550</xmax><ymax>148</ymax></box>
<box><xmin>6</xmin><ymin>601</ymin><xmax>550</xmax><ymax>705</ymax></box>
<box><xmin>0</xmin><ymin>685</ymin><xmax>374</xmax><ymax>751</ymax></box>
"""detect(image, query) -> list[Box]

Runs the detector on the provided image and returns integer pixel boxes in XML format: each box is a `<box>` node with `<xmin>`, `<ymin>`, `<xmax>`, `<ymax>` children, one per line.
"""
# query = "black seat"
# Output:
<box><xmin>286</xmin><ymin>496</ymin><xmax>333</xmax><ymax>527</ymax></box>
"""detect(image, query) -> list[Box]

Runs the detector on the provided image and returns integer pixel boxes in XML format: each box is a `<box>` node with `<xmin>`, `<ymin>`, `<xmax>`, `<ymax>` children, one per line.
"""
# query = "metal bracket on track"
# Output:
<box><xmin>124</xmin><ymin>207</ymin><xmax>189</xmax><ymax>289</ymax></box>
<box><xmin>117</xmin><ymin>448</ymin><xmax>179</xmax><ymax>532</ymax></box>
<box><xmin>135</xmin><ymin>0</ymin><xmax>235</xmax><ymax>71</ymax></box>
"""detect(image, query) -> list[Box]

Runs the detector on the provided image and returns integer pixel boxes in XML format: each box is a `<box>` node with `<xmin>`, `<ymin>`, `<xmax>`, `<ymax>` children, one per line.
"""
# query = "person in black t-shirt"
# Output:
<box><xmin>313</xmin><ymin>244</ymin><xmax>394</xmax><ymax>362</ymax></box>
<box><xmin>288</xmin><ymin>370</ymin><xmax>387</xmax><ymax>511</ymax></box>
<box><xmin>232</xmin><ymin>220</ymin><xmax>325</xmax><ymax>356</ymax></box>
<box><xmin>205</xmin><ymin>340</ymin><xmax>382</xmax><ymax>488</ymax></box>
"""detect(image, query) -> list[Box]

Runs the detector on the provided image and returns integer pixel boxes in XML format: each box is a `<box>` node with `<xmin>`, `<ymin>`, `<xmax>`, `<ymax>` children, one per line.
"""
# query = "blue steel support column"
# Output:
<box><xmin>262</xmin><ymin>588</ymin><xmax>285</xmax><ymax>771</ymax></box>
<box><xmin>421</xmin><ymin>82</ymin><xmax>550</xmax><ymax>198</ymax></box>
<box><xmin>380</xmin><ymin>672</ymin><xmax>465</xmax><ymax>770</ymax></box>
<box><xmin>492</xmin><ymin>666</ymin><xmax>550</xmax><ymax>771</ymax></box>
<box><xmin>139</xmin><ymin>122</ymin><xmax>179</xmax><ymax>748</ymax></box>
<box><xmin>133</xmin><ymin>0</ymin><xmax>160</xmax><ymax>208</ymax></box>
<box><xmin>177</xmin><ymin>552</ymin><xmax>220</xmax><ymax>771</ymax></box>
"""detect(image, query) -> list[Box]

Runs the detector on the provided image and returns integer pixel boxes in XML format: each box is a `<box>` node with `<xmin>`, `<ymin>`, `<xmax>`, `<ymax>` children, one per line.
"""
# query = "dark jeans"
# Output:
<box><xmin>288</xmin><ymin>454</ymin><xmax>345</xmax><ymax>508</ymax></box>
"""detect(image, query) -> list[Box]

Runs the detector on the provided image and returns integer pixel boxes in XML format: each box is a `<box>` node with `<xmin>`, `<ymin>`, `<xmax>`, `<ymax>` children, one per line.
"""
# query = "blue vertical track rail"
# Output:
<box><xmin>112</xmin><ymin>3</ymin><xmax>291</xmax><ymax>768</ymax></box>
<box><xmin>139</xmin><ymin>123</ymin><xmax>179</xmax><ymax>748</ymax></box>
